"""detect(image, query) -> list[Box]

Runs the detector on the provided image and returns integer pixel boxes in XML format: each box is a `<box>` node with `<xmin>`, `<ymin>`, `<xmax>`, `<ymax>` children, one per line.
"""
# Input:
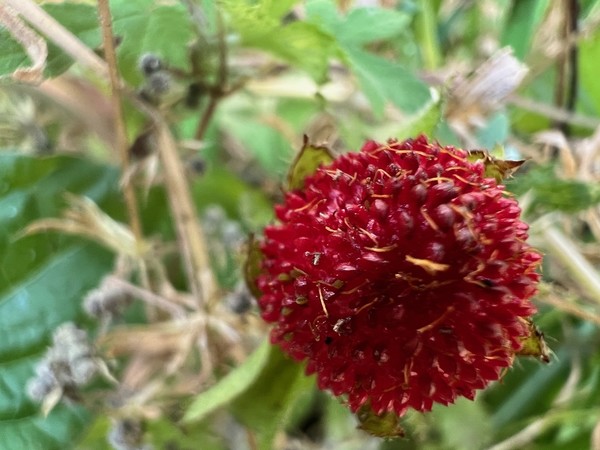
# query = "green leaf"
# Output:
<box><xmin>218</xmin><ymin>111</ymin><xmax>295</xmax><ymax>177</ymax></box>
<box><xmin>306</xmin><ymin>1</ymin><xmax>409</xmax><ymax>46</ymax></box>
<box><xmin>182</xmin><ymin>339</ymin><xmax>273</xmax><ymax>423</ymax></box>
<box><xmin>344</xmin><ymin>47</ymin><xmax>431</xmax><ymax>116</ymax></box>
<box><xmin>110</xmin><ymin>0</ymin><xmax>195</xmax><ymax>84</ymax></box>
<box><xmin>0</xmin><ymin>32</ymin><xmax>31</xmax><ymax>78</ymax></box>
<box><xmin>222</xmin><ymin>0</ymin><xmax>334</xmax><ymax>82</ymax></box>
<box><xmin>306</xmin><ymin>0</ymin><xmax>429</xmax><ymax>115</ymax></box>
<box><xmin>431</xmin><ymin>397</ymin><xmax>493</xmax><ymax>450</ymax></box>
<box><xmin>0</xmin><ymin>153</ymin><xmax>118</xmax><ymax>450</ymax></box>
<box><xmin>507</xmin><ymin>164</ymin><xmax>600</xmax><ymax>213</ymax></box>
<box><xmin>580</xmin><ymin>28</ymin><xmax>600</xmax><ymax>116</ymax></box>
<box><xmin>287</xmin><ymin>136</ymin><xmax>334</xmax><ymax>191</ymax></box>
<box><xmin>44</xmin><ymin>4</ymin><xmax>102</xmax><ymax>76</ymax></box>
<box><xmin>501</xmin><ymin>0</ymin><xmax>550</xmax><ymax>60</ymax></box>
<box><xmin>230</xmin><ymin>345</ymin><xmax>314</xmax><ymax>450</ymax></box>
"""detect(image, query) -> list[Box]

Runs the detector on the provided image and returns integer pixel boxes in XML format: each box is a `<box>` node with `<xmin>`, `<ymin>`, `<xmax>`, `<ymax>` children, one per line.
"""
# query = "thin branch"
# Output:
<box><xmin>532</xmin><ymin>215</ymin><xmax>600</xmax><ymax>304</ymax></box>
<box><xmin>106</xmin><ymin>276</ymin><xmax>187</xmax><ymax>319</ymax></box>
<box><xmin>194</xmin><ymin>10</ymin><xmax>228</xmax><ymax>141</ymax></box>
<box><xmin>509</xmin><ymin>95</ymin><xmax>600</xmax><ymax>130</ymax></box>
<box><xmin>553</xmin><ymin>0</ymin><xmax>580</xmax><ymax>135</ymax></box>
<box><xmin>96</xmin><ymin>0</ymin><xmax>144</xmax><ymax>243</ymax></box>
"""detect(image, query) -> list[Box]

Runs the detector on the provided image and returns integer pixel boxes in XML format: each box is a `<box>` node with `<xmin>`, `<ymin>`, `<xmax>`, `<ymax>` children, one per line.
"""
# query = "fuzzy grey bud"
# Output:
<box><xmin>138</xmin><ymin>53</ymin><xmax>163</xmax><ymax>76</ymax></box>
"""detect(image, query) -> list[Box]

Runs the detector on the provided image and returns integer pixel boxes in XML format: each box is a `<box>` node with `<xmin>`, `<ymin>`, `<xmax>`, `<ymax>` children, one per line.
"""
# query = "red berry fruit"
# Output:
<box><xmin>256</xmin><ymin>135</ymin><xmax>542</xmax><ymax>417</ymax></box>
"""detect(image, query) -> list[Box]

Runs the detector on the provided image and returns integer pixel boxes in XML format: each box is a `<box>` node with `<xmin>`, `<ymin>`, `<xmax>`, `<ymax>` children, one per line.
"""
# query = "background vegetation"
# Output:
<box><xmin>2</xmin><ymin>0</ymin><xmax>600</xmax><ymax>449</ymax></box>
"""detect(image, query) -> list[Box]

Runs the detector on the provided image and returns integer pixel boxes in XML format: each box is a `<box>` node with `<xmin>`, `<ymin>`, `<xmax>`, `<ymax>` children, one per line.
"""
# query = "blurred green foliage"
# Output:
<box><xmin>2</xmin><ymin>0</ymin><xmax>600</xmax><ymax>449</ymax></box>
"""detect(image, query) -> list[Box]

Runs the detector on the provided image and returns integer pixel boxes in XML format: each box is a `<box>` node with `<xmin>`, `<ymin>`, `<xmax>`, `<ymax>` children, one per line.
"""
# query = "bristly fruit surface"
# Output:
<box><xmin>256</xmin><ymin>135</ymin><xmax>542</xmax><ymax>417</ymax></box>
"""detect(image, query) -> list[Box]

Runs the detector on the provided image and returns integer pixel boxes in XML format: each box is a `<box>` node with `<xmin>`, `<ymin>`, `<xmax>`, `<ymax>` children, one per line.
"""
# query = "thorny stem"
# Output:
<box><xmin>194</xmin><ymin>10</ymin><xmax>228</xmax><ymax>141</ymax></box>
<box><xmin>96</xmin><ymin>0</ymin><xmax>144</xmax><ymax>245</ymax></box>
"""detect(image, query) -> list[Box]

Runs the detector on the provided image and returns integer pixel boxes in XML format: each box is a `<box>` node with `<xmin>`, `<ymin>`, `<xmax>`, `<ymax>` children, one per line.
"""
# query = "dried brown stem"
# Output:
<box><xmin>194</xmin><ymin>10</ymin><xmax>228</xmax><ymax>141</ymax></box>
<box><xmin>12</xmin><ymin>0</ymin><xmax>217</xmax><ymax>311</ymax></box>
<box><xmin>509</xmin><ymin>95</ymin><xmax>599</xmax><ymax>129</ymax></box>
<box><xmin>96</xmin><ymin>0</ymin><xmax>143</xmax><ymax>243</ymax></box>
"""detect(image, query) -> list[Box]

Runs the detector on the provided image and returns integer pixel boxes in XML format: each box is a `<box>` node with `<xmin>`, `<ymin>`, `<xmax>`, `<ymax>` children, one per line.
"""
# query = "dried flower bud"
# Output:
<box><xmin>138</xmin><ymin>53</ymin><xmax>163</xmax><ymax>76</ymax></box>
<box><xmin>107</xmin><ymin>419</ymin><xmax>151</xmax><ymax>450</ymax></box>
<box><xmin>225</xmin><ymin>281</ymin><xmax>255</xmax><ymax>314</ymax></box>
<box><xmin>26</xmin><ymin>363</ymin><xmax>60</xmax><ymax>402</ymax></box>
<box><xmin>26</xmin><ymin>322</ymin><xmax>101</xmax><ymax>412</ymax></box>
<box><xmin>83</xmin><ymin>277</ymin><xmax>132</xmax><ymax>320</ymax></box>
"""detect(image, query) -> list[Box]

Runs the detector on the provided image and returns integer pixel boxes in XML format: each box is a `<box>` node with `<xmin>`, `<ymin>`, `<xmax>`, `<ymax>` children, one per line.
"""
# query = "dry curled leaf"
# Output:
<box><xmin>447</xmin><ymin>47</ymin><xmax>528</xmax><ymax>128</ymax></box>
<box><xmin>18</xmin><ymin>194</ymin><xmax>151</xmax><ymax>258</ymax></box>
<box><xmin>0</xmin><ymin>3</ymin><xmax>47</xmax><ymax>83</ymax></box>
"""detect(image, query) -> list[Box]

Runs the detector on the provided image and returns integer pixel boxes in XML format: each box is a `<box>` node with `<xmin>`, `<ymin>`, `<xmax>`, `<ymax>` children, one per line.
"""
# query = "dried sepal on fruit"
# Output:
<box><xmin>287</xmin><ymin>135</ymin><xmax>335</xmax><ymax>191</ymax></box>
<box><xmin>252</xmin><ymin>135</ymin><xmax>544</xmax><ymax>427</ymax></box>
<box><xmin>467</xmin><ymin>149</ymin><xmax>525</xmax><ymax>183</ymax></box>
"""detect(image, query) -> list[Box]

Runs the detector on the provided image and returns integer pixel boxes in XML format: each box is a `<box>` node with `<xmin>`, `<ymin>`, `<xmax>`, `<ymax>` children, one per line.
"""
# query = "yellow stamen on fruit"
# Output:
<box><xmin>405</xmin><ymin>255</ymin><xmax>450</xmax><ymax>275</ymax></box>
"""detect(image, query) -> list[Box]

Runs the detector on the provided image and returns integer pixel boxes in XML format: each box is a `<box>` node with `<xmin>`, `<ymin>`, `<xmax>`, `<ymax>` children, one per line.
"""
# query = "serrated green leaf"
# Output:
<box><xmin>222</xmin><ymin>0</ymin><xmax>334</xmax><ymax>82</ymax></box>
<box><xmin>287</xmin><ymin>136</ymin><xmax>334</xmax><ymax>191</ymax></box>
<box><xmin>182</xmin><ymin>339</ymin><xmax>273</xmax><ymax>423</ymax></box>
<box><xmin>344</xmin><ymin>47</ymin><xmax>431</xmax><ymax>116</ymax></box>
<box><xmin>0</xmin><ymin>153</ymin><xmax>118</xmax><ymax>450</ymax></box>
<box><xmin>110</xmin><ymin>0</ymin><xmax>194</xmax><ymax>84</ymax></box>
<box><xmin>307</xmin><ymin>1</ymin><xmax>409</xmax><ymax>46</ymax></box>
<box><xmin>306</xmin><ymin>0</ymin><xmax>428</xmax><ymax>115</ymax></box>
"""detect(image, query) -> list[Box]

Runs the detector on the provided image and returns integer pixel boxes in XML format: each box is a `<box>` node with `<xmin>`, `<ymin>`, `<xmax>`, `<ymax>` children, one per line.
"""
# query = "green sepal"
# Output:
<box><xmin>243</xmin><ymin>234</ymin><xmax>265</xmax><ymax>299</ymax></box>
<box><xmin>356</xmin><ymin>405</ymin><xmax>405</xmax><ymax>438</ymax></box>
<box><xmin>286</xmin><ymin>135</ymin><xmax>335</xmax><ymax>191</ymax></box>
<box><xmin>517</xmin><ymin>318</ymin><xmax>551</xmax><ymax>363</ymax></box>
<box><xmin>467</xmin><ymin>149</ymin><xmax>525</xmax><ymax>183</ymax></box>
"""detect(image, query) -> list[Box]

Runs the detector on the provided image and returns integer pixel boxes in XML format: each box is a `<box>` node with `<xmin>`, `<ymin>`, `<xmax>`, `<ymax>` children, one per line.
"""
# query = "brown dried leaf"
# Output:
<box><xmin>18</xmin><ymin>194</ymin><xmax>151</xmax><ymax>258</ymax></box>
<box><xmin>0</xmin><ymin>3</ymin><xmax>47</xmax><ymax>84</ymax></box>
<box><xmin>447</xmin><ymin>47</ymin><xmax>528</xmax><ymax>127</ymax></box>
<box><xmin>517</xmin><ymin>318</ymin><xmax>551</xmax><ymax>363</ymax></box>
<box><xmin>467</xmin><ymin>150</ymin><xmax>525</xmax><ymax>182</ymax></box>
